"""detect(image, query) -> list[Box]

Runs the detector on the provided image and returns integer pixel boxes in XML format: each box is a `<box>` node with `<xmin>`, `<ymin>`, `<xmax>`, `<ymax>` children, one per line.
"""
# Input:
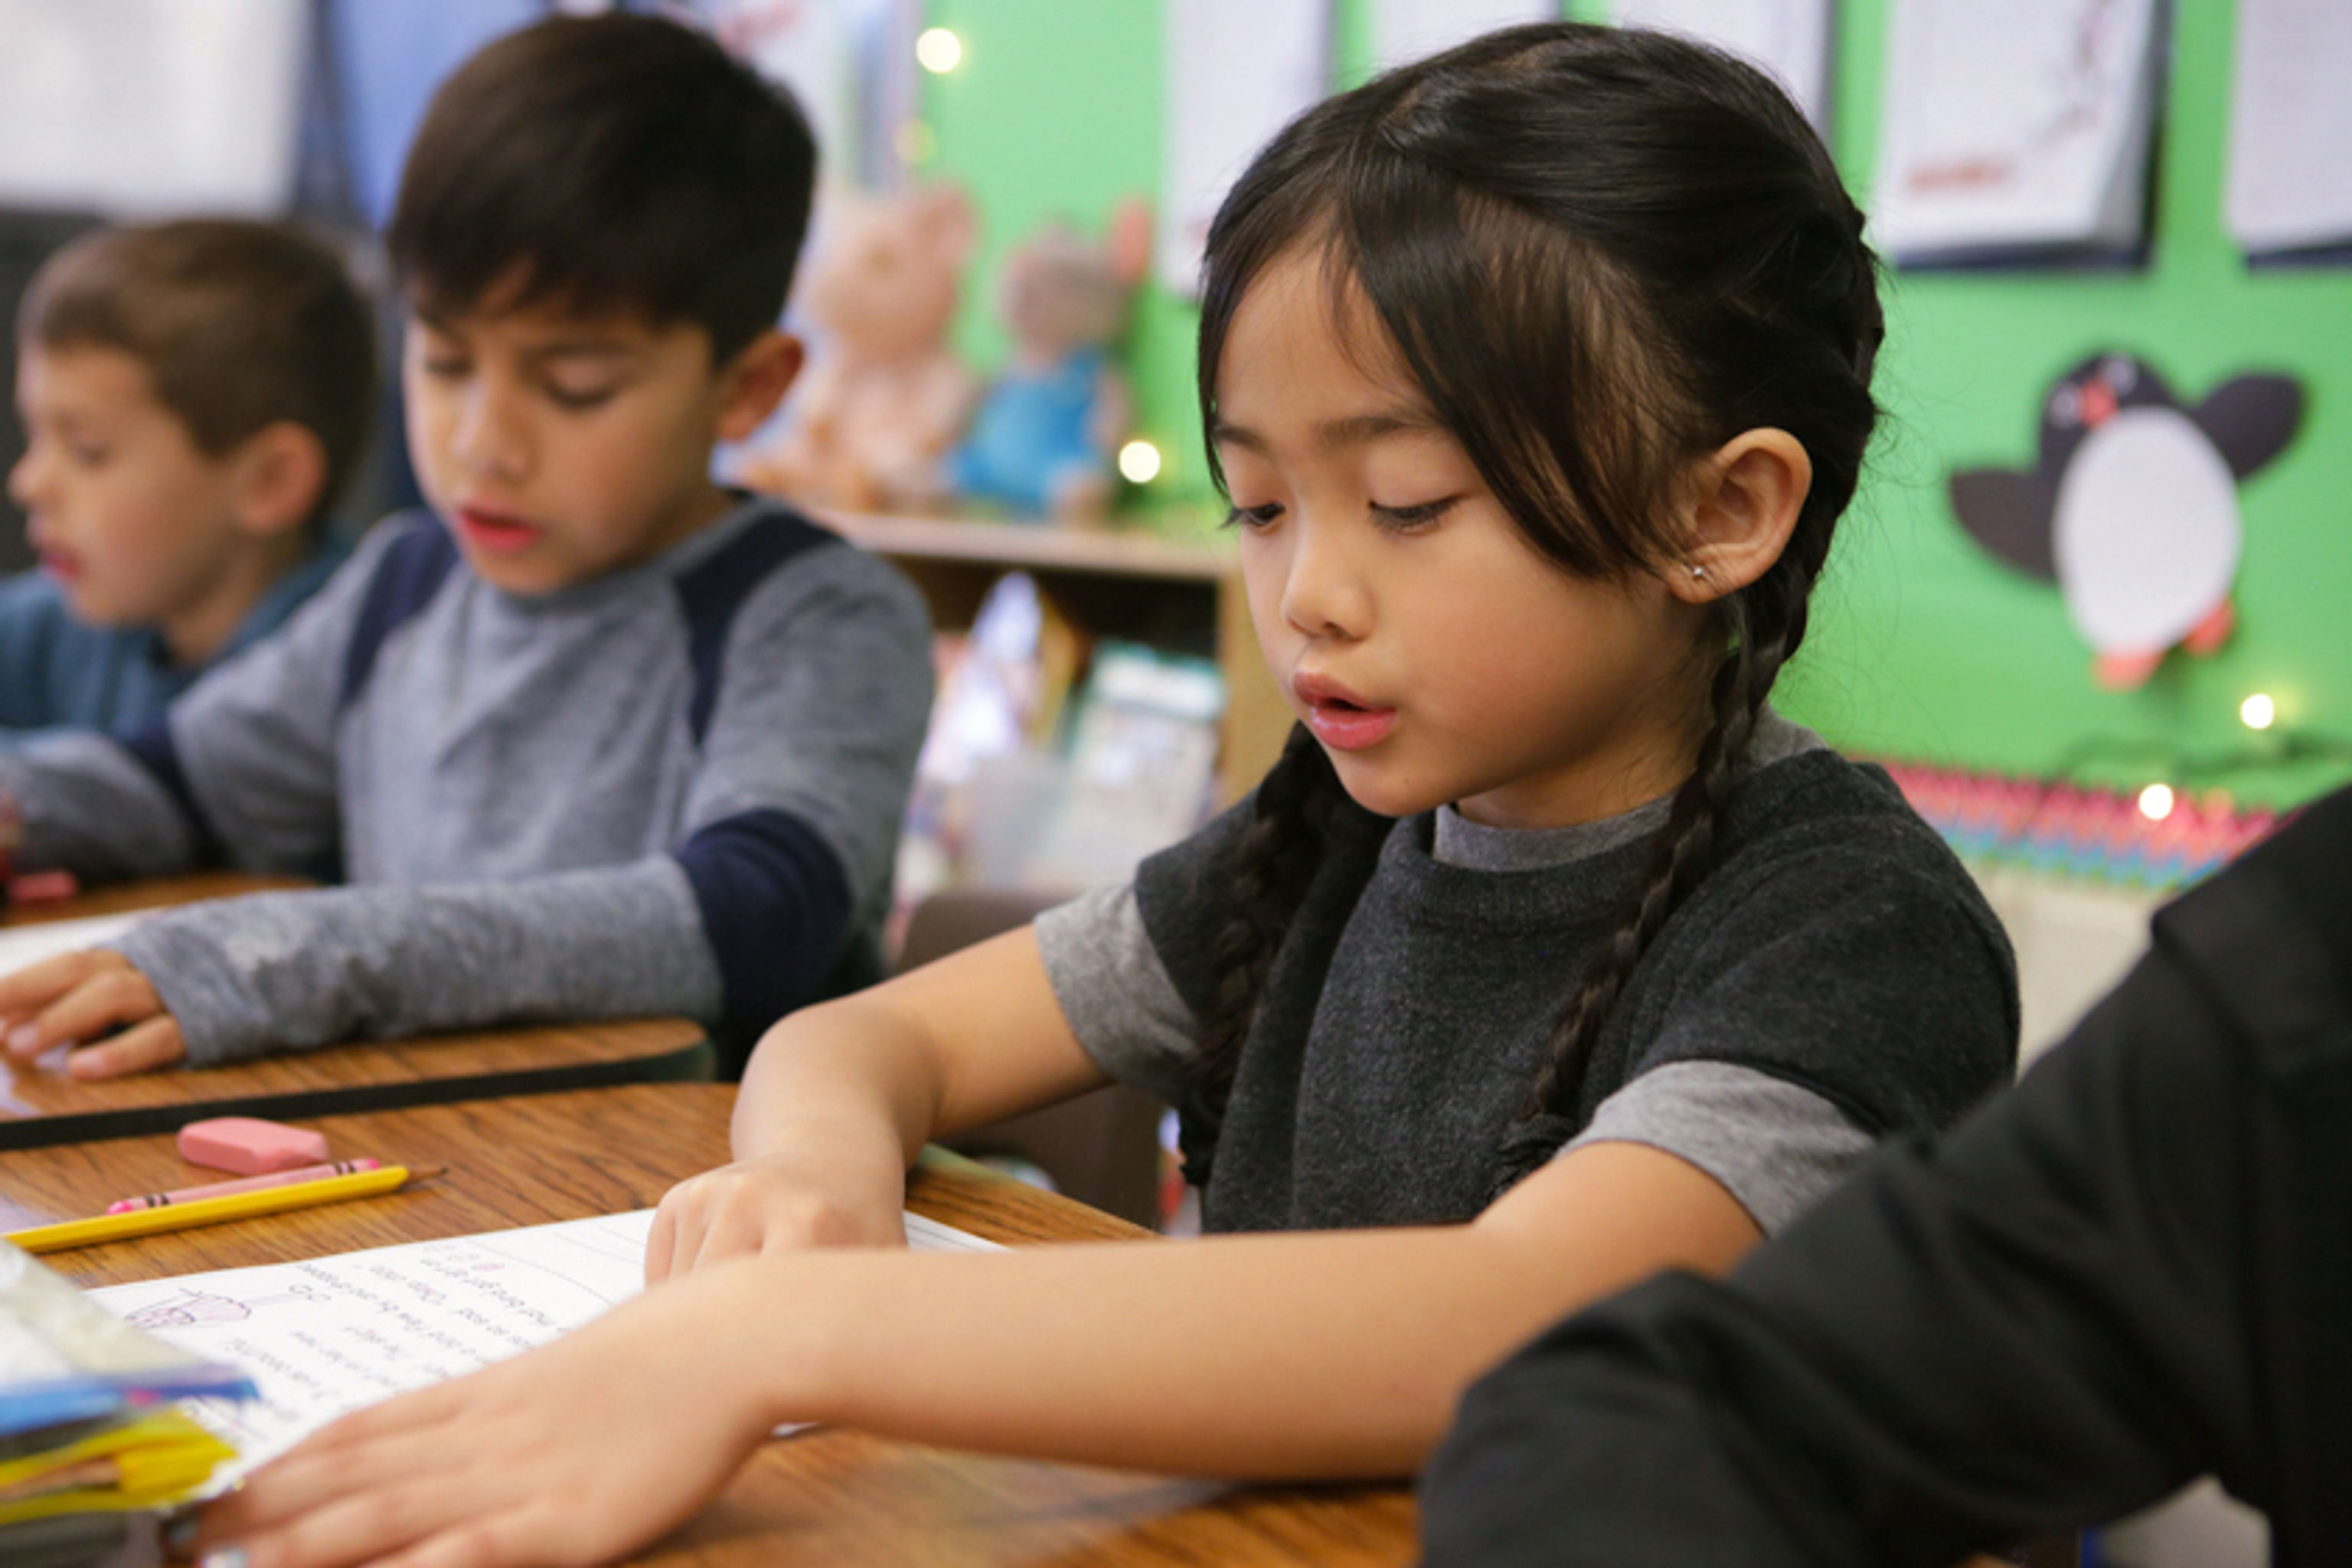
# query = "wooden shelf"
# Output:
<box><xmin>824</xmin><ymin>509</ymin><xmax>1233</xmax><ymax>583</ymax></box>
<box><xmin>825</xmin><ymin>508</ymin><xmax>1289</xmax><ymax>803</ymax></box>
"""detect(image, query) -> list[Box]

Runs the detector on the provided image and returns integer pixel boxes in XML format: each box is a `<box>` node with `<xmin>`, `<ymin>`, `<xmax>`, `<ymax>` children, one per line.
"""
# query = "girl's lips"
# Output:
<box><xmin>1294</xmin><ymin>675</ymin><xmax>1397</xmax><ymax>751</ymax></box>
<box><xmin>1305</xmin><ymin>701</ymin><xmax>1396</xmax><ymax>750</ymax></box>
<box><xmin>455</xmin><ymin>506</ymin><xmax>541</xmax><ymax>555</ymax></box>
<box><xmin>36</xmin><ymin>548</ymin><xmax>81</xmax><ymax>583</ymax></box>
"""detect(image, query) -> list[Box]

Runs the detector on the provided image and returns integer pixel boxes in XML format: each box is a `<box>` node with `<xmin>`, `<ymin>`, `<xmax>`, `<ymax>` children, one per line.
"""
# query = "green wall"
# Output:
<box><xmin>918</xmin><ymin>0</ymin><xmax>2352</xmax><ymax>808</ymax></box>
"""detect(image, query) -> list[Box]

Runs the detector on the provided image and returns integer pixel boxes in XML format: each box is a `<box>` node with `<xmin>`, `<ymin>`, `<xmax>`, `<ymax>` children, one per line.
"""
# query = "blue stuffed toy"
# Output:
<box><xmin>950</xmin><ymin>202</ymin><xmax>1150</xmax><ymax>523</ymax></box>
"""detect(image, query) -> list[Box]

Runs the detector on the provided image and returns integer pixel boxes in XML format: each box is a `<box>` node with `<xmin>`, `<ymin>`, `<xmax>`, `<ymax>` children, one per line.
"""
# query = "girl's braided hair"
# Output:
<box><xmin>1187</xmin><ymin>24</ymin><xmax>1885</xmax><ymax>1193</ymax></box>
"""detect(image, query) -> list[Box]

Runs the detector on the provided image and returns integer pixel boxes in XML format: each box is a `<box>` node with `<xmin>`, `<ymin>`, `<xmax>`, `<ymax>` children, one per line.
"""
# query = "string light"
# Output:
<box><xmin>2240</xmin><ymin>693</ymin><xmax>2276</xmax><ymax>731</ymax></box>
<box><xmin>916</xmin><ymin>28</ymin><xmax>963</xmax><ymax>74</ymax></box>
<box><xmin>2138</xmin><ymin>782</ymin><xmax>2176</xmax><ymax>822</ymax></box>
<box><xmin>1117</xmin><ymin>439</ymin><xmax>1163</xmax><ymax>484</ymax></box>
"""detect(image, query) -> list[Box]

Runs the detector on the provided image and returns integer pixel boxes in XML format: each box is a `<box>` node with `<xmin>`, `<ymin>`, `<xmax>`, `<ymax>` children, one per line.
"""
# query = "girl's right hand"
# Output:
<box><xmin>645</xmin><ymin>1136</ymin><xmax>907</xmax><ymax>1282</ymax></box>
<box><xmin>199</xmin><ymin>1259</ymin><xmax>792</xmax><ymax>1568</ymax></box>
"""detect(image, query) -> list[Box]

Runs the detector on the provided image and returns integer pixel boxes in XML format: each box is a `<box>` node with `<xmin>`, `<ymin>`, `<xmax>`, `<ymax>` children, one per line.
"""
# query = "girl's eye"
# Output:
<box><xmin>421</xmin><ymin>356</ymin><xmax>470</xmax><ymax>381</ymax></box>
<box><xmin>64</xmin><ymin>440</ymin><xmax>110</xmax><ymax>467</ymax></box>
<box><xmin>1222</xmin><ymin>501</ymin><xmax>1285</xmax><ymax>531</ymax></box>
<box><xmin>1370</xmin><ymin>496</ymin><xmax>1459</xmax><ymax>531</ymax></box>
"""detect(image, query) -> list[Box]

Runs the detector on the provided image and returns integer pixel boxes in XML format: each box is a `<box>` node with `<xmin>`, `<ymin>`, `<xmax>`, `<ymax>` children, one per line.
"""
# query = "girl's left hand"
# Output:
<box><xmin>198</xmin><ymin>1265</ymin><xmax>782</xmax><ymax>1568</ymax></box>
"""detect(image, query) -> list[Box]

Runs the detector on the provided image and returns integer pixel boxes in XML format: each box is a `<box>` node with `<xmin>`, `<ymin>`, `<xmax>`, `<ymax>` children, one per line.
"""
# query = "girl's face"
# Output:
<box><xmin>1214</xmin><ymin>249</ymin><xmax>1708</xmax><ymax>830</ymax></box>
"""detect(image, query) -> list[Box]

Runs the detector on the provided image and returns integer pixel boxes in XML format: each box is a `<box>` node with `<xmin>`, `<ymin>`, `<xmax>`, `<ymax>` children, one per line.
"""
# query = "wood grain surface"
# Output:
<box><xmin>0</xmin><ymin>1015</ymin><xmax>710</xmax><ymax>1145</ymax></box>
<box><xmin>21</xmin><ymin>1085</ymin><xmax>1416</xmax><ymax>1566</ymax></box>
<box><xmin>0</xmin><ymin>872</ymin><xmax>312</xmax><ymax>926</ymax></box>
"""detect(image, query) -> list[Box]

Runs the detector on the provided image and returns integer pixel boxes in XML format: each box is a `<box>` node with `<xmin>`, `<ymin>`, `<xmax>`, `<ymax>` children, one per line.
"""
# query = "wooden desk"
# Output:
<box><xmin>0</xmin><ymin>871</ymin><xmax>312</xmax><ymax>926</ymax></box>
<box><xmin>14</xmin><ymin>1083</ymin><xmax>1416</xmax><ymax>1566</ymax></box>
<box><xmin>0</xmin><ymin>877</ymin><xmax>712</xmax><ymax>1150</ymax></box>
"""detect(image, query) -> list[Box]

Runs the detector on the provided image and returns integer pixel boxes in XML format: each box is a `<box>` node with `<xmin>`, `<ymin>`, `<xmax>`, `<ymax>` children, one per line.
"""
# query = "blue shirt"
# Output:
<box><xmin>0</xmin><ymin>541</ymin><xmax>346</xmax><ymax>746</ymax></box>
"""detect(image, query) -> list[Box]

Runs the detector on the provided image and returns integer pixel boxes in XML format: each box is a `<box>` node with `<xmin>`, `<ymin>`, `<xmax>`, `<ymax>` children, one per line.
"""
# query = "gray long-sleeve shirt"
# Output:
<box><xmin>0</xmin><ymin>498</ymin><xmax>933</xmax><ymax>1065</ymax></box>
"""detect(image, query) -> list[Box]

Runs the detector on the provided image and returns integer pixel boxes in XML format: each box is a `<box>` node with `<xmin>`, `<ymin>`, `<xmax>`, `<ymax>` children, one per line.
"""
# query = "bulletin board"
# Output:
<box><xmin>915</xmin><ymin>0</ymin><xmax>2352</xmax><ymax>811</ymax></box>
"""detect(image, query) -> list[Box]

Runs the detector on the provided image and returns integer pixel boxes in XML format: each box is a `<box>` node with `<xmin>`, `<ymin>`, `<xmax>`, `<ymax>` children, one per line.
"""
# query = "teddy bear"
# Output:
<box><xmin>947</xmin><ymin>200</ymin><xmax>1151</xmax><ymax>524</ymax></box>
<box><xmin>739</xmin><ymin>183</ymin><xmax>979</xmax><ymax>514</ymax></box>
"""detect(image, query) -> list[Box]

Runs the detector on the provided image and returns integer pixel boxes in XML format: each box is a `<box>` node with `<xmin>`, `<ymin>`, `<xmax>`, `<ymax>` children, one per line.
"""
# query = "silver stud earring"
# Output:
<box><xmin>1688</xmin><ymin>564</ymin><xmax>1707</xmax><ymax>581</ymax></box>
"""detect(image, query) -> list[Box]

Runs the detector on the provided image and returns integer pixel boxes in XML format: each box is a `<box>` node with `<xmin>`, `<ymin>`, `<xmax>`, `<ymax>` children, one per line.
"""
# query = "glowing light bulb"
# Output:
<box><xmin>916</xmin><ymin>28</ymin><xmax>963</xmax><ymax>74</ymax></box>
<box><xmin>1117</xmin><ymin>439</ymin><xmax>1163</xmax><ymax>485</ymax></box>
<box><xmin>2240</xmin><ymin>692</ymin><xmax>2276</xmax><ymax>730</ymax></box>
<box><xmin>2138</xmin><ymin>783</ymin><xmax>2176</xmax><ymax>822</ymax></box>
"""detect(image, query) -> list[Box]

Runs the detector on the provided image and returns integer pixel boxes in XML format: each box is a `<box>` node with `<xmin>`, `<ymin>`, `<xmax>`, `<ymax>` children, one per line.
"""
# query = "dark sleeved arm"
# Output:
<box><xmin>668</xmin><ymin>541</ymin><xmax>933</xmax><ymax>1040</ymax></box>
<box><xmin>1420</xmin><ymin>930</ymin><xmax>2260</xmax><ymax>1568</ymax></box>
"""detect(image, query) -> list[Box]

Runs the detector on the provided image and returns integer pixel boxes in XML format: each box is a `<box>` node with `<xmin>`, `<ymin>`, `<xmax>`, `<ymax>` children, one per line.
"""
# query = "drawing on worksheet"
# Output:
<box><xmin>1870</xmin><ymin>0</ymin><xmax>2164</xmax><ymax>264</ymax></box>
<box><xmin>123</xmin><ymin>1284</ymin><xmax>332</xmax><ymax>1331</ymax></box>
<box><xmin>88</xmin><ymin>1208</ymin><xmax>1001</xmax><ymax>1484</ymax></box>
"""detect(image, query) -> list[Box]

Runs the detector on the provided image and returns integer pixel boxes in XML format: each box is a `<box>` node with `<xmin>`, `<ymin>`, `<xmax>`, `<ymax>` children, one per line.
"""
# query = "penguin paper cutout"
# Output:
<box><xmin>1949</xmin><ymin>354</ymin><xmax>2302</xmax><ymax>690</ymax></box>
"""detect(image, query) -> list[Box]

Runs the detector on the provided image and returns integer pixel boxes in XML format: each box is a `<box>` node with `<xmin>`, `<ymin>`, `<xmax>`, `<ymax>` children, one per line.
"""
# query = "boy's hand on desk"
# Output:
<box><xmin>0</xmin><ymin>949</ymin><xmax>185</xmax><ymax>1077</ymax></box>
<box><xmin>647</xmin><ymin>1143</ymin><xmax>906</xmax><ymax>1284</ymax></box>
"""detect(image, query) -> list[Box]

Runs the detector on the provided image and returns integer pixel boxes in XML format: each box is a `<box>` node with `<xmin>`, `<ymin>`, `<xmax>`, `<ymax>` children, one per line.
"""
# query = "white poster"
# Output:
<box><xmin>1612</xmin><ymin>0</ymin><xmax>1833</xmax><ymax>129</ymax></box>
<box><xmin>2224</xmin><ymin>0</ymin><xmax>2352</xmax><ymax>255</ymax></box>
<box><xmin>1869</xmin><ymin>0</ymin><xmax>2161</xmax><ymax>261</ymax></box>
<box><xmin>1161</xmin><ymin>0</ymin><xmax>1332</xmax><ymax>297</ymax></box>
<box><xmin>1373</xmin><ymin>0</ymin><xmax>1555</xmax><ymax>73</ymax></box>
<box><xmin>0</xmin><ymin>0</ymin><xmax>308</xmax><ymax>217</ymax></box>
<box><xmin>690</xmin><ymin>0</ymin><xmax>853</xmax><ymax>181</ymax></box>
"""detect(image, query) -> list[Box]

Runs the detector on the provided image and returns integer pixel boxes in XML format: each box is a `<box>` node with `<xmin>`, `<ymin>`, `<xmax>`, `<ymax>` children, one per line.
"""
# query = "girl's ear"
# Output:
<box><xmin>1668</xmin><ymin>429</ymin><xmax>1811</xmax><ymax>604</ymax></box>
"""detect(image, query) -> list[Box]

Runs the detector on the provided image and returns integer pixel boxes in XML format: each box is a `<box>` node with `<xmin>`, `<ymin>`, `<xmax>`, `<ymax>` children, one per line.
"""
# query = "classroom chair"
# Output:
<box><xmin>894</xmin><ymin>887</ymin><xmax>1165</xmax><ymax>1230</ymax></box>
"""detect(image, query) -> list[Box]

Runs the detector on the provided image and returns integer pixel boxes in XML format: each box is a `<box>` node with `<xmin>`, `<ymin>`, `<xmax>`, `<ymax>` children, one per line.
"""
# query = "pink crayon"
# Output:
<box><xmin>105</xmin><ymin>1158</ymin><xmax>383</xmax><ymax>1214</ymax></box>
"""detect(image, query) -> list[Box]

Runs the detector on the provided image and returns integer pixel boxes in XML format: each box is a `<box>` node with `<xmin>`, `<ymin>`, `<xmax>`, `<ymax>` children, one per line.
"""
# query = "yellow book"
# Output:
<box><xmin>0</xmin><ymin>1409</ymin><xmax>236</xmax><ymax>1522</ymax></box>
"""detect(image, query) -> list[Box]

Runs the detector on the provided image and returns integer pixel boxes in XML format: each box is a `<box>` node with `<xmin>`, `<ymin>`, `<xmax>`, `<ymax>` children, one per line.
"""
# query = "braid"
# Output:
<box><xmin>1489</xmin><ymin>561</ymin><xmax>1816</xmax><ymax>1200</ymax></box>
<box><xmin>1193</xmin><ymin>724</ymin><xmax>1342</xmax><ymax>1106</ymax></box>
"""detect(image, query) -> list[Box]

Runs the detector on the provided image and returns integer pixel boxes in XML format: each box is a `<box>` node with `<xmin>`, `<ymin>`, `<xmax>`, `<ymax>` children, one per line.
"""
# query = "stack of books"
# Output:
<box><xmin>0</xmin><ymin>1240</ymin><xmax>254</xmax><ymax>1567</ymax></box>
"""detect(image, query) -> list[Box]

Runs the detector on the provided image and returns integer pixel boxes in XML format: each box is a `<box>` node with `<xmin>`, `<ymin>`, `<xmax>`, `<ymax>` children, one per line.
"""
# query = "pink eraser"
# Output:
<box><xmin>176</xmin><ymin>1117</ymin><xmax>331</xmax><ymax>1175</ymax></box>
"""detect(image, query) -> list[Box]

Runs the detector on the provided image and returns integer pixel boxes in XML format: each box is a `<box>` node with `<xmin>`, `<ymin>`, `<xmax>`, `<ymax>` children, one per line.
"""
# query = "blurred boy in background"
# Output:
<box><xmin>3</xmin><ymin>220</ymin><xmax>368</xmax><ymax>744</ymax></box>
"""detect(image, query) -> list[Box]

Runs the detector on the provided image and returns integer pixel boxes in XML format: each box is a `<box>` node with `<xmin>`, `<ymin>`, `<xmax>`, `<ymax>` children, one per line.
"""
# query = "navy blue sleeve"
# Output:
<box><xmin>673</xmin><ymin>807</ymin><xmax>854</xmax><ymax>1044</ymax></box>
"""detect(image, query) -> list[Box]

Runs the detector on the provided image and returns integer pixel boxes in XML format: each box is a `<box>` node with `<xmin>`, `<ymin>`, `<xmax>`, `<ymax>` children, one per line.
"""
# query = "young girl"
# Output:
<box><xmin>204</xmin><ymin>24</ymin><xmax>2014</xmax><ymax>1567</ymax></box>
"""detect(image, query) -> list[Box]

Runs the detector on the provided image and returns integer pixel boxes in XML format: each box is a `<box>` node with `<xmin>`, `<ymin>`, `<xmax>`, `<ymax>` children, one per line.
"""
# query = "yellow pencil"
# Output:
<box><xmin>5</xmin><ymin>1165</ymin><xmax>417</xmax><ymax>1253</ymax></box>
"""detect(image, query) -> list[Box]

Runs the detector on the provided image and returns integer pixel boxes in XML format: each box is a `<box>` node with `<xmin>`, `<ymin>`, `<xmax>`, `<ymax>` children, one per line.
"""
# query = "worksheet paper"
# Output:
<box><xmin>1869</xmin><ymin>0</ymin><xmax>2161</xmax><ymax>262</ymax></box>
<box><xmin>1612</xmin><ymin>0</ymin><xmax>1834</xmax><ymax>130</ymax></box>
<box><xmin>87</xmin><ymin>1209</ymin><xmax>1002</xmax><ymax>1481</ymax></box>
<box><xmin>2223</xmin><ymin>0</ymin><xmax>2352</xmax><ymax>256</ymax></box>
<box><xmin>0</xmin><ymin>913</ymin><xmax>150</xmax><ymax>980</ymax></box>
<box><xmin>1159</xmin><ymin>0</ymin><xmax>1331</xmax><ymax>296</ymax></box>
<box><xmin>1371</xmin><ymin>0</ymin><xmax>1553</xmax><ymax>73</ymax></box>
<box><xmin>0</xmin><ymin>0</ymin><xmax>306</xmax><ymax>217</ymax></box>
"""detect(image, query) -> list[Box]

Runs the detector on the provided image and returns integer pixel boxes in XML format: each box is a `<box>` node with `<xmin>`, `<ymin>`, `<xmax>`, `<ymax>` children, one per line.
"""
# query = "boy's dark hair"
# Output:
<box><xmin>389</xmin><ymin>13</ymin><xmax>818</xmax><ymax>364</ymax></box>
<box><xmin>21</xmin><ymin>219</ymin><xmax>377</xmax><ymax>530</ymax></box>
<box><xmin>1191</xmin><ymin>24</ymin><xmax>1886</xmax><ymax>1195</ymax></box>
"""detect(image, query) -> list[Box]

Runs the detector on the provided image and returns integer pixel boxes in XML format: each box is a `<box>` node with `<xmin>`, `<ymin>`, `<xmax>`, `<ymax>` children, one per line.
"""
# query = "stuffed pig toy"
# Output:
<box><xmin>740</xmin><ymin>184</ymin><xmax>979</xmax><ymax>513</ymax></box>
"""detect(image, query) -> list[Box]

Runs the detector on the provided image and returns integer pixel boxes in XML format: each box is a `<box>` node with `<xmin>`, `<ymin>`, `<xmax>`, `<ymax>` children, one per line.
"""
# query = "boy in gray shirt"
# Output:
<box><xmin>0</xmin><ymin>15</ymin><xmax>930</xmax><ymax>1077</ymax></box>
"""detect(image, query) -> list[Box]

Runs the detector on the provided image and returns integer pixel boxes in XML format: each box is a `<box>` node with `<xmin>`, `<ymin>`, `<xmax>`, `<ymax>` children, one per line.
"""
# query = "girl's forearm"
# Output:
<box><xmin>732</xmin><ymin>995</ymin><xmax>946</xmax><ymax>1169</ymax></box>
<box><xmin>730</xmin><ymin>929</ymin><xmax>1106</xmax><ymax>1172</ymax></box>
<box><xmin>731</xmin><ymin>1147</ymin><xmax>1756</xmax><ymax>1479</ymax></box>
